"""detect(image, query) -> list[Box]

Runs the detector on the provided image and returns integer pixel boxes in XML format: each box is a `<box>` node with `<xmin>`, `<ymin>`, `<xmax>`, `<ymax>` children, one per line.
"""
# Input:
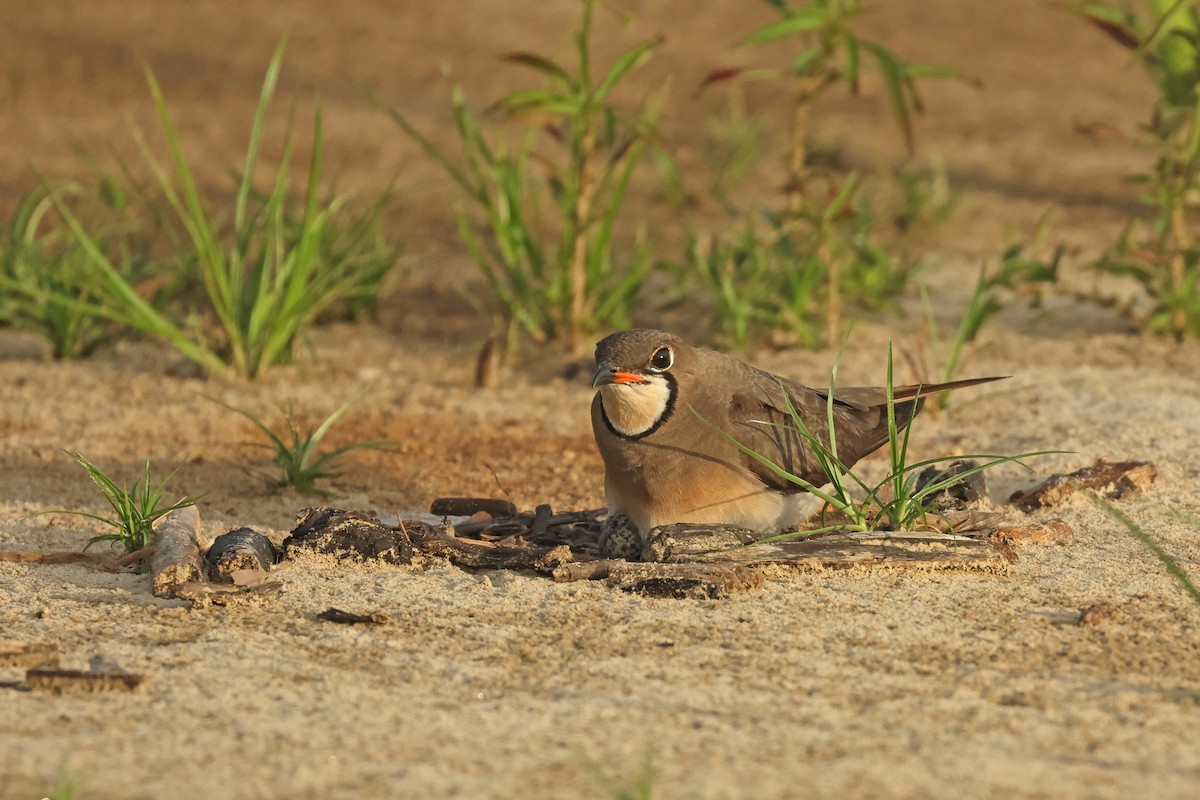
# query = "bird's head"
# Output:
<box><xmin>592</xmin><ymin>329</ymin><xmax>683</xmax><ymax>439</ymax></box>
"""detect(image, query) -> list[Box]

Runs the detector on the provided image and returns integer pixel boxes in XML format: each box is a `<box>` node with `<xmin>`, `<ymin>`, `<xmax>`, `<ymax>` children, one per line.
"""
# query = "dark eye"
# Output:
<box><xmin>649</xmin><ymin>346</ymin><xmax>673</xmax><ymax>372</ymax></box>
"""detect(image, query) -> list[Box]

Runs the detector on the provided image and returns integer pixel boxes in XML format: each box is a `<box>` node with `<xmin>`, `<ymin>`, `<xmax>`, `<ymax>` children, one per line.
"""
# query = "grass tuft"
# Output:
<box><xmin>51</xmin><ymin>40</ymin><xmax>399</xmax><ymax>377</ymax></box>
<box><xmin>379</xmin><ymin>0</ymin><xmax>666</xmax><ymax>353</ymax></box>
<box><xmin>691</xmin><ymin>0</ymin><xmax>967</xmax><ymax>346</ymax></box>
<box><xmin>50</xmin><ymin>452</ymin><xmax>204</xmax><ymax>553</ymax></box>
<box><xmin>209</xmin><ymin>387</ymin><xmax>392</xmax><ymax>495</ymax></box>
<box><xmin>0</xmin><ymin>183</ymin><xmax>146</xmax><ymax>359</ymax></box>
<box><xmin>1064</xmin><ymin>0</ymin><xmax>1200</xmax><ymax>339</ymax></box>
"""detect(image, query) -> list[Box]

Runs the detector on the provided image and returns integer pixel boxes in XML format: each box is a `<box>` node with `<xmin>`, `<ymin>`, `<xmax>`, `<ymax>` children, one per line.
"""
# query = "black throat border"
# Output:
<box><xmin>600</xmin><ymin>372</ymin><xmax>678</xmax><ymax>442</ymax></box>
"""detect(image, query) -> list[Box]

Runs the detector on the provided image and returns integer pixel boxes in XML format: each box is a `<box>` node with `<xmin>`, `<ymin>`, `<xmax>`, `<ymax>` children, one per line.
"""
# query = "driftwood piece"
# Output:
<box><xmin>639</xmin><ymin>513</ymin><xmax>1006</xmax><ymax>570</ymax></box>
<box><xmin>553</xmin><ymin>524</ymin><xmax>1005</xmax><ymax>592</ymax></box>
<box><xmin>206</xmin><ymin>527</ymin><xmax>278</xmax><ymax>584</ymax></box>
<box><xmin>430</xmin><ymin>497</ymin><xmax>518</xmax><ymax>519</ymax></box>
<box><xmin>624</xmin><ymin>520</ymin><xmax>1006</xmax><ymax>573</ymax></box>
<box><xmin>278</xmin><ymin>498</ymin><xmax>1043</xmax><ymax>595</ymax></box>
<box><xmin>151</xmin><ymin>506</ymin><xmax>207</xmax><ymax>599</ymax></box>
<box><xmin>280</xmin><ymin>507</ymin><xmax>578</xmax><ymax>574</ymax></box>
<box><xmin>1010</xmin><ymin>459</ymin><xmax>1157</xmax><ymax>512</ymax></box>
<box><xmin>283</xmin><ymin>508</ymin><xmax>413</xmax><ymax>564</ymax></box>
<box><xmin>0</xmin><ymin>640</ymin><xmax>59</xmax><ymax>669</ymax></box>
<box><xmin>317</xmin><ymin>608</ymin><xmax>389</xmax><ymax>625</ymax></box>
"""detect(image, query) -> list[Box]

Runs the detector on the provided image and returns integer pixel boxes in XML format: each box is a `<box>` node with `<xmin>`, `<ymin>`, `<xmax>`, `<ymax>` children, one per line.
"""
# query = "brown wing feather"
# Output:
<box><xmin>728</xmin><ymin>371</ymin><xmax>1006</xmax><ymax>493</ymax></box>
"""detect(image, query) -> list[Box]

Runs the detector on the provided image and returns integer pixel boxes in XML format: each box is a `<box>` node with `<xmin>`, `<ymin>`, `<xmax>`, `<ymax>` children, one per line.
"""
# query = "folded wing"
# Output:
<box><xmin>729</xmin><ymin>372</ymin><xmax>1004</xmax><ymax>492</ymax></box>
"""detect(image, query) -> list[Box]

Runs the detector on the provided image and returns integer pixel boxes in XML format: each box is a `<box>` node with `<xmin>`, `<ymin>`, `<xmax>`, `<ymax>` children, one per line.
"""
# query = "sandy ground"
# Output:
<box><xmin>2</xmin><ymin>1</ymin><xmax>1200</xmax><ymax>798</ymax></box>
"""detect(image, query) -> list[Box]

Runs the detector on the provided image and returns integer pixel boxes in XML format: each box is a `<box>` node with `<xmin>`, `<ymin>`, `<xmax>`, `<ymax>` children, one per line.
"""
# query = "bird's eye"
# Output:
<box><xmin>649</xmin><ymin>346</ymin><xmax>673</xmax><ymax>372</ymax></box>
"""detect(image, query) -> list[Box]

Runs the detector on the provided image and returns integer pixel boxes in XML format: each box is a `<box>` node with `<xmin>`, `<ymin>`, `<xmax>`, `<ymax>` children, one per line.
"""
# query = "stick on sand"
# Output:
<box><xmin>151</xmin><ymin>506</ymin><xmax>207</xmax><ymax>598</ymax></box>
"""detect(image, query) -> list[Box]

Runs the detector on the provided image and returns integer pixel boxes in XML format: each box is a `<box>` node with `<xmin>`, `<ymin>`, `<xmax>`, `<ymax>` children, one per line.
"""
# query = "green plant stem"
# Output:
<box><xmin>569</xmin><ymin>127</ymin><xmax>597</xmax><ymax>353</ymax></box>
<box><xmin>788</xmin><ymin>81</ymin><xmax>814</xmax><ymax>217</ymax></box>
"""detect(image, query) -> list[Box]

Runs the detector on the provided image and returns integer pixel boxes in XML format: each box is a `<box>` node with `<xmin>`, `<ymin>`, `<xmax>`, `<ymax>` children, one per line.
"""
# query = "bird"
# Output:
<box><xmin>590</xmin><ymin>329</ymin><xmax>1003</xmax><ymax>559</ymax></box>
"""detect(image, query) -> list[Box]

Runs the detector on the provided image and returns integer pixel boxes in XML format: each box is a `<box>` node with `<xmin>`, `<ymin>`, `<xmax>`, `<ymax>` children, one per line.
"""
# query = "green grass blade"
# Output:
<box><xmin>204</xmin><ymin>395</ymin><xmax>292</xmax><ymax>455</ymax></box>
<box><xmin>592</xmin><ymin>35</ymin><xmax>663</xmax><ymax>104</ymax></box>
<box><xmin>755</xmin><ymin>524</ymin><xmax>851</xmax><ymax>544</ymax></box>
<box><xmin>859</xmin><ymin>40</ymin><xmax>915</xmax><ymax>152</ymax></box>
<box><xmin>737</xmin><ymin>10</ymin><xmax>834</xmax><ymax>47</ymax></box>
<box><xmin>43</xmin><ymin>189</ymin><xmax>226</xmax><ymax>373</ymax></box>
<box><xmin>235</xmin><ymin>39</ymin><xmax>286</xmax><ymax>236</ymax></box>
<box><xmin>308</xmin><ymin>385</ymin><xmax>373</xmax><ymax>448</ymax></box>
<box><xmin>370</xmin><ymin>91</ymin><xmax>482</xmax><ymax>201</ymax></box>
<box><xmin>1087</xmin><ymin>493</ymin><xmax>1200</xmax><ymax>607</ymax></box>
<box><xmin>144</xmin><ymin>67</ymin><xmax>232</xmax><ymax>310</ymax></box>
<box><xmin>502</xmin><ymin>51</ymin><xmax>576</xmax><ymax>89</ymax></box>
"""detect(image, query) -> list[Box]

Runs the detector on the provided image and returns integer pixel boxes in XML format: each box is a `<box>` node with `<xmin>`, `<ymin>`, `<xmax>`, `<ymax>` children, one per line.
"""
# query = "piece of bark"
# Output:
<box><xmin>317</xmin><ymin>608</ymin><xmax>389</xmax><ymax>625</ymax></box>
<box><xmin>915</xmin><ymin>459</ymin><xmax>989</xmax><ymax>511</ymax></box>
<box><xmin>0</xmin><ymin>641</ymin><xmax>59</xmax><ymax>669</ymax></box>
<box><xmin>283</xmin><ymin>507</ymin><xmax>576</xmax><ymax>573</ymax></box>
<box><xmin>151</xmin><ymin>505</ymin><xmax>206</xmax><ymax>599</ymax></box>
<box><xmin>989</xmin><ymin>519</ymin><xmax>1074</xmax><ymax>560</ymax></box>
<box><xmin>1010</xmin><ymin>459</ymin><xmax>1157</xmax><ymax>512</ymax></box>
<box><xmin>206</xmin><ymin>527</ymin><xmax>278</xmax><ymax>583</ymax></box>
<box><xmin>528</xmin><ymin>504</ymin><xmax>553</xmax><ymax>540</ymax></box>
<box><xmin>406</xmin><ymin>523</ymin><xmax>574</xmax><ymax>574</ymax></box>
<box><xmin>430</xmin><ymin>497</ymin><xmax>518</xmax><ymax>519</ymax></box>
<box><xmin>25</xmin><ymin>667</ymin><xmax>145</xmax><ymax>694</ymax></box>
<box><xmin>558</xmin><ymin>522</ymin><xmax>1008</xmax><ymax>578</ymax></box>
<box><xmin>283</xmin><ymin>508</ymin><xmax>413</xmax><ymax>564</ymax></box>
